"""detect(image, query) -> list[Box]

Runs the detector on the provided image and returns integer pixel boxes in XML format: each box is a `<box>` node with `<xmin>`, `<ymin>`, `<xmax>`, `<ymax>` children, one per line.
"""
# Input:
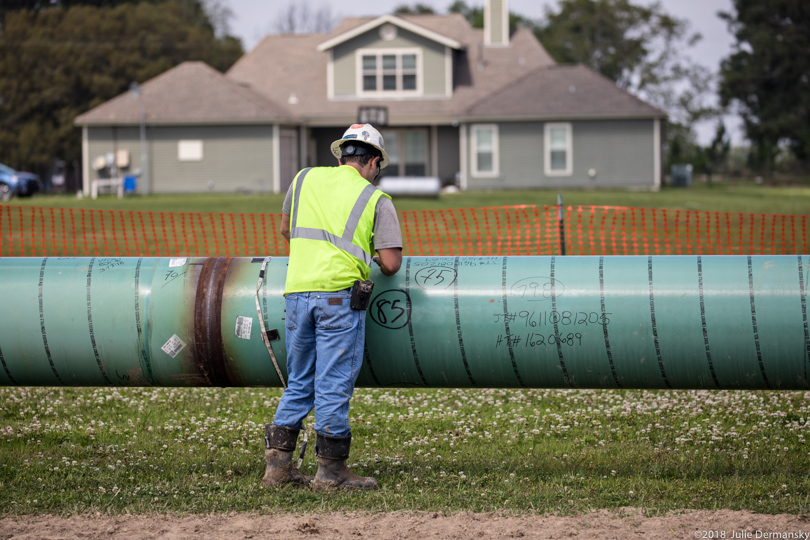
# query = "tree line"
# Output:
<box><xmin>0</xmin><ymin>0</ymin><xmax>242</xmax><ymax>181</ymax></box>
<box><xmin>0</xmin><ymin>0</ymin><xmax>807</xmax><ymax>182</ymax></box>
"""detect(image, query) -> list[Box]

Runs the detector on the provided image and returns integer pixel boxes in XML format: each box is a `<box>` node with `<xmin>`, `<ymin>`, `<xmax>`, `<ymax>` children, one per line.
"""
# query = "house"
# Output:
<box><xmin>74</xmin><ymin>0</ymin><xmax>666</xmax><ymax>196</ymax></box>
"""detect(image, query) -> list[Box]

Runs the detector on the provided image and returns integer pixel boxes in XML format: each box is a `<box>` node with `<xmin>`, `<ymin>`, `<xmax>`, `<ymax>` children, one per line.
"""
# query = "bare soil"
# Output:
<box><xmin>2</xmin><ymin>509</ymin><xmax>809</xmax><ymax>539</ymax></box>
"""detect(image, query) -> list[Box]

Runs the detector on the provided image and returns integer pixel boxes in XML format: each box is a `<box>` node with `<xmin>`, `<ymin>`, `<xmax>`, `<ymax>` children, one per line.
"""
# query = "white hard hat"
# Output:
<box><xmin>330</xmin><ymin>123</ymin><xmax>390</xmax><ymax>169</ymax></box>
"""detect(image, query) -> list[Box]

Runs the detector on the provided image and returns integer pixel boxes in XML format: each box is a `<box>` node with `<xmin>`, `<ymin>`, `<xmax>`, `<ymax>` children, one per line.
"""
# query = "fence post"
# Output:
<box><xmin>557</xmin><ymin>194</ymin><xmax>566</xmax><ymax>255</ymax></box>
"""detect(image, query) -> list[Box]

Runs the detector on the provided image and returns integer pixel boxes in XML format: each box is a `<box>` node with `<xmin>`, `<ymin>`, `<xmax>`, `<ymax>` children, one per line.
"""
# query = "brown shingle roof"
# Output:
<box><xmin>226</xmin><ymin>32</ymin><xmax>330</xmax><ymax>119</ymax></box>
<box><xmin>465</xmin><ymin>64</ymin><xmax>666</xmax><ymax>119</ymax></box>
<box><xmin>75</xmin><ymin>61</ymin><xmax>291</xmax><ymax>126</ymax></box>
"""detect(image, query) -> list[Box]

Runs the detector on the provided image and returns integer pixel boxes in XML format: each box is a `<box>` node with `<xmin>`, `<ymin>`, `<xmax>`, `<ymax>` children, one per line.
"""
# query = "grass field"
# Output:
<box><xmin>7</xmin><ymin>179</ymin><xmax>810</xmax><ymax>216</ymax></box>
<box><xmin>1</xmin><ymin>182</ymin><xmax>809</xmax><ymax>517</ymax></box>
<box><xmin>1</xmin><ymin>386</ymin><xmax>809</xmax><ymax>515</ymax></box>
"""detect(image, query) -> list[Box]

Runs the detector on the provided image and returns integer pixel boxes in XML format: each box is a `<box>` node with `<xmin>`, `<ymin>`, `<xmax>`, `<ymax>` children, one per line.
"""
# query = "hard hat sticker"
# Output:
<box><xmin>161</xmin><ymin>334</ymin><xmax>187</xmax><ymax>358</ymax></box>
<box><xmin>235</xmin><ymin>316</ymin><xmax>253</xmax><ymax>339</ymax></box>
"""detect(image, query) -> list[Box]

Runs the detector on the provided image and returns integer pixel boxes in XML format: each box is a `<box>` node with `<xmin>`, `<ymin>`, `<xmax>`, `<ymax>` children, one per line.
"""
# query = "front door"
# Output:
<box><xmin>380</xmin><ymin>128</ymin><xmax>428</xmax><ymax>177</ymax></box>
<box><xmin>279</xmin><ymin>129</ymin><xmax>299</xmax><ymax>193</ymax></box>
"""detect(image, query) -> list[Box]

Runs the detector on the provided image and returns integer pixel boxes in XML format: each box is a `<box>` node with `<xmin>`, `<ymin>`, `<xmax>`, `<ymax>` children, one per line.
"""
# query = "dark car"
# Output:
<box><xmin>0</xmin><ymin>162</ymin><xmax>42</xmax><ymax>201</ymax></box>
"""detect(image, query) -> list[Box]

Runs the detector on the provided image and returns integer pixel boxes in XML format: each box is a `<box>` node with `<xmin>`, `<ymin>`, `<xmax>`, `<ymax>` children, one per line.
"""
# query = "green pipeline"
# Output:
<box><xmin>0</xmin><ymin>256</ymin><xmax>808</xmax><ymax>390</ymax></box>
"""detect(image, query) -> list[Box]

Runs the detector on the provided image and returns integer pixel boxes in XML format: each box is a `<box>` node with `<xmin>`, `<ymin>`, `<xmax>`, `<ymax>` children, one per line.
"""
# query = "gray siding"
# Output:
<box><xmin>87</xmin><ymin>125</ymin><xmax>275</xmax><ymax>194</ymax></box>
<box><xmin>87</xmin><ymin>126</ymin><xmax>141</xmax><ymax>174</ymax></box>
<box><xmin>86</xmin><ymin>126</ymin><xmax>144</xmax><ymax>193</ymax></box>
<box><xmin>332</xmin><ymin>44</ymin><xmax>355</xmax><ymax>97</ymax></box>
<box><xmin>569</xmin><ymin>120</ymin><xmax>655</xmax><ymax>187</ymax></box>
<box><xmin>466</xmin><ymin>120</ymin><xmax>656</xmax><ymax>190</ymax></box>
<box><xmin>332</xmin><ymin>26</ymin><xmax>448</xmax><ymax>98</ymax></box>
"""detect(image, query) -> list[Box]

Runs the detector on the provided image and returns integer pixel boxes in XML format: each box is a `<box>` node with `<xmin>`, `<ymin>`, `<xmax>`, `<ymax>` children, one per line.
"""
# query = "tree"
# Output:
<box><xmin>394</xmin><ymin>3</ymin><xmax>436</xmax><ymax>15</ymax></box>
<box><xmin>537</xmin><ymin>0</ymin><xmax>718</xmax><ymax>130</ymax></box>
<box><xmin>448</xmin><ymin>1</ymin><xmax>537</xmax><ymax>32</ymax></box>
<box><xmin>718</xmin><ymin>0</ymin><xmax>810</xmax><ymax>172</ymax></box>
<box><xmin>0</xmin><ymin>1</ymin><xmax>243</xmax><ymax>176</ymax></box>
<box><xmin>272</xmin><ymin>2</ymin><xmax>336</xmax><ymax>34</ymax></box>
<box><xmin>448</xmin><ymin>1</ymin><xmax>483</xmax><ymax>27</ymax></box>
<box><xmin>1</xmin><ymin>0</ymin><xmax>168</xmax><ymax>25</ymax></box>
<box><xmin>704</xmin><ymin>121</ymin><xmax>731</xmax><ymax>180</ymax></box>
<box><xmin>664</xmin><ymin>122</ymin><xmax>706</xmax><ymax>173</ymax></box>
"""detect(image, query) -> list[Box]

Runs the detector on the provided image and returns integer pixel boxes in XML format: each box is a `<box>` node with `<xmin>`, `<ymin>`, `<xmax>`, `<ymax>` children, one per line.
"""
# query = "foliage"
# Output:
<box><xmin>1</xmin><ymin>386</ymin><xmax>809</xmax><ymax>514</ymax></box>
<box><xmin>447</xmin><ymin>0</ymin><xmax>483</xmax><ymax>27</ymax></box>
<box><xmin>272</xmin><ymin>2</ymin><xmax>336</xmax><ymax>35</ymax></box>
<box><xmin>704</xmin><ymin>121</ymin><xmax>732</xmax><ymax>179</ymax></box>
<box><xmin>664</xmin><ymin>122</ymin><xmax>705</xmax><ymax>173</ymax></box>
<box><xmin>447</xmin><ymin>1</ymin><xmax>537</xmax><ymax>33</ymax></box>
<box><xmin>718</xmin><ymin>0</ymin><xmax>810</xmax><ymax>172</ymax></box>
<box><xmin>394</xmin><ymin>3</ymin><xmax>436</xmax><ymax>15</ymax></box>
<box><xmin>0</xmin><ymin>0</ymin><xmax>229</xmax><ymax>36</ymax></box>
<box><xmin>0</xmin><ymin>1</ymin><xmax>243</xmax><ymax>176</ymax></box>
<box><xmin>536</xmin><ymin>0</ymin><xmax>718</xmax><ymax>130</ymax></box>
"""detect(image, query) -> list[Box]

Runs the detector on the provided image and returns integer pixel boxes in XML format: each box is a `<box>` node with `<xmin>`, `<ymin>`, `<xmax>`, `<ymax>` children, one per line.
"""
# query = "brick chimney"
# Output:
<box><xmin>484</xmin><ymin>0</ymin><xmax>510</xmax><ymax>47</ymax></box>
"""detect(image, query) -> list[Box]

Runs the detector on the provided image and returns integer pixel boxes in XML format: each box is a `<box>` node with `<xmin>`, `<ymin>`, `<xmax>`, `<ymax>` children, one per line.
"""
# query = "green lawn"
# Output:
<box><xmin>1</xmin><ymin>386</ymin><xmax>809</xmax><ymax>515</ymax></box>
<box><xmin>8</xmin><ymin>180</ymin><xmax>810</xmax><ymax>216</ymax></box>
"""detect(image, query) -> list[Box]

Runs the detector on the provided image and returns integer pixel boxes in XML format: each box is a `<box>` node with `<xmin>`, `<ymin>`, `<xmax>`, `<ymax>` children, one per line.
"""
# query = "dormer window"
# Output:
<box><xmin>357</xmin><ymin>48</ymin><xmax>422</xmax><ymax>97</ymax></box>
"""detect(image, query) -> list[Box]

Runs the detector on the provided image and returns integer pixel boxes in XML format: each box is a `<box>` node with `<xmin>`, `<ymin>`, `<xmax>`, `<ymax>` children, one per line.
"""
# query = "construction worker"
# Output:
<box><xmin>262</xmin><ymin>124</ymin><xmax>403</xmax><ymax>490</ymax></box>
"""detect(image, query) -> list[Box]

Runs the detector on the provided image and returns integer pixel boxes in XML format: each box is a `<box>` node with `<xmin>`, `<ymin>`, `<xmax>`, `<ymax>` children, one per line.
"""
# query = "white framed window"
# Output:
<box><xmin>357</xmin><ymin>48</ymin><xmax>421</xmax><ymax>97</ymax></box>
<box><xmin>178</xmin><ymin>140</ymin><xmax>203</xmax><ymax>161</ymax></box>
<box><xmin>470</xmin><ymin>124</ymin><xmax>499</xmax><ymax>177</ymax></box>
<box><xmin>544</xmin><ymin>123</ymin><xmax>572</xmax><ymax>176</ymax></box>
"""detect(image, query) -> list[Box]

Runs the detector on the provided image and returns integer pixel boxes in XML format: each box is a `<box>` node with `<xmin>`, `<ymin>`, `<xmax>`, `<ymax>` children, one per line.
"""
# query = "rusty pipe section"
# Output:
<box><xmin>193</xmin><ymin>257</ymin><xmax>235</xmax><ymax>387</ymax></box>
<box><xmin>0</xmin><ymin>255</ymin><xmax>809</xmax><ymax>390</ymax></box>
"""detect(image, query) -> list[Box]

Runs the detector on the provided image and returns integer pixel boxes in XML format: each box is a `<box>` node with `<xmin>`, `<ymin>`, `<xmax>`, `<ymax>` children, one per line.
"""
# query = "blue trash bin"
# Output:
<box><xmin>123</xmin><ymin>175</ymin><xmax>137</xmax><ymax>194</ymax></box>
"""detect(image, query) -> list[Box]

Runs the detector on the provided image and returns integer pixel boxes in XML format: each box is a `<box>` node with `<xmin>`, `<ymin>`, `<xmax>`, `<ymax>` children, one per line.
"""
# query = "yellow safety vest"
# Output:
<box><xmin>284</xmin><ymin>165</ymin><xmax>389</xmax><ymax>295</ymax></box>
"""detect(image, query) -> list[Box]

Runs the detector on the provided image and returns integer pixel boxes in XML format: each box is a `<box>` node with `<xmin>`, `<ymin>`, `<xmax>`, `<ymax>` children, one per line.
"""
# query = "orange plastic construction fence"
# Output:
<box><xmin>0</xmin><ymin>204</ymin><xmax>807</xmax><ymax>257</ymax></box>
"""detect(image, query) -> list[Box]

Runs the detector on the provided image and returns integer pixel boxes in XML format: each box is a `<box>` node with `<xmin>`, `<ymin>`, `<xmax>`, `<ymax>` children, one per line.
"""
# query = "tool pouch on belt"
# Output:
<box><xmin>350</xmin><ymin>279</ymin><xmax>374</xmax><ymax>310</ymax></box>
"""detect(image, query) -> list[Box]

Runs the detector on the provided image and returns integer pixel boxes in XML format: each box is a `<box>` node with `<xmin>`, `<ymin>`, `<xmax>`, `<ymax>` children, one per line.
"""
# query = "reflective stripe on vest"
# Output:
<box><xmin>289</xmin><ymin>167</ymin><xmax>377</xmax><ymax>267</ymax></box>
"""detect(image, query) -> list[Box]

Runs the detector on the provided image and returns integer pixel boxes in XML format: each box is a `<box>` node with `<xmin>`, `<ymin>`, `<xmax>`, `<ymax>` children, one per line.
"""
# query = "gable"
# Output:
<box><xmin>330</xmin><ymin>24</ymin><xmax>452</xmax><ymax>99</ymax></box>
<box><xmin>317</xmin><ymin>14</ymin><xmax>462</xmax><ymax>52</ymax></box>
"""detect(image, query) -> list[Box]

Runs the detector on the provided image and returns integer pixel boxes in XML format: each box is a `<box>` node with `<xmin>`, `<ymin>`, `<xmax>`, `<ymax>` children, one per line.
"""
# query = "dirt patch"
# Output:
<box><xmin>2</xmin><ymin>509</ymin><xmax>810</xmax><ymax>539</ymax></box>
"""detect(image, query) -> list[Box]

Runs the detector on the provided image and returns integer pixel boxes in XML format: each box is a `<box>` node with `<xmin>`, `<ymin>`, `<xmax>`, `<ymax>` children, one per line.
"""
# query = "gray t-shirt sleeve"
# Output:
<box><xmin>282</xmin><ymin>183</ymin><xmax>294</xmax><ymax>215</ymax></box>
<box><xmin>373</xmin><ymin>196</ymin><xmax>403</xmax><ymax>251</ymax></box>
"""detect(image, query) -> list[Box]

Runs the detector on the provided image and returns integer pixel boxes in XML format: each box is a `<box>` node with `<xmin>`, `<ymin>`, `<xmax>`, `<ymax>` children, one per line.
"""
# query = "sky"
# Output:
<box><xmin>223</xmin><ymin>0</ymin><xmax>740</xmax><ymax>145</ymax></box>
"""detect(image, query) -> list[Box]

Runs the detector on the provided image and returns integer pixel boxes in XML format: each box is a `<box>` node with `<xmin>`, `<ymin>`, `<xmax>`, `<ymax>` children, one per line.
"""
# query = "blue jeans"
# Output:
<box><xmin>273</xmin><ymin>289</ymin><xmax>365</xmax><ymax>438</ymax></box>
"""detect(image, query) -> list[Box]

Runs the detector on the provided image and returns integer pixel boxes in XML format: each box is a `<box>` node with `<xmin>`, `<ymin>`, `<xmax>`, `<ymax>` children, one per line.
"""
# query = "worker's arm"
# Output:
<box><xmin>280</xmin><ymin>213</ymin><xmax>291</xmax><ymax>243</ymax></box>
<box><xmin>373</xmin><ymin>248</ymin><xmax>402</xmax><ymax>276</ymax></box>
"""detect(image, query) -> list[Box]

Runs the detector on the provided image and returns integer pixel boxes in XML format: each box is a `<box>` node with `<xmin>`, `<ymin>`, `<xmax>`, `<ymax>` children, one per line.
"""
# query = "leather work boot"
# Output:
<box><xmin>312</xmin><ymin>432</ymin><xmax>378</xmax><ymax>491</ymax></box>
<box><xmin>261</xmin><ymin>424</ymin><xmax>313</xmax><ymax>488</ymax></box>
